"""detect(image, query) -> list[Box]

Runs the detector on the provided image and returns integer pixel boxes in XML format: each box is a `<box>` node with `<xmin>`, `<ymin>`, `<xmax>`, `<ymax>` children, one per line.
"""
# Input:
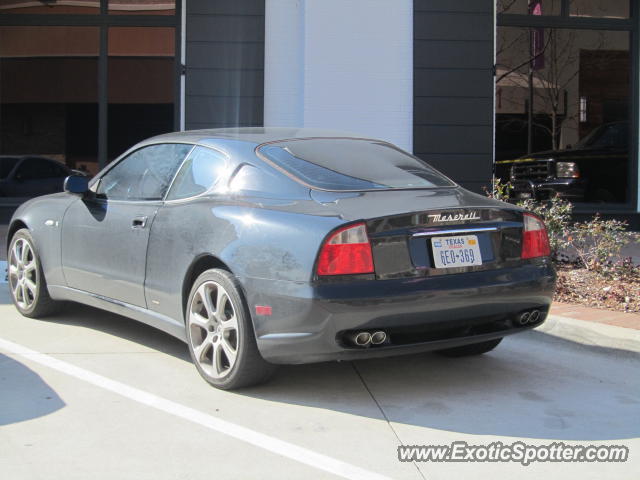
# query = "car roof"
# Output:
<box><xmin>144</xmin><ymin>127</ymin><xmax>377</xmax><ymax>147</ymax></box>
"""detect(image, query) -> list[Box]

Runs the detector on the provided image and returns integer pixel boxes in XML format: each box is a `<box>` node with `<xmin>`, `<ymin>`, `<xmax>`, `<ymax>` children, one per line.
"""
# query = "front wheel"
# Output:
<box><xmin>436</xmin><ymin>338</ymin><xmax>503</xmax><ymax>357</ymax></box>
<box><xmin>185</xmin><ymin>269</ymin><xmax>276</xmax><ymax>389</ymax></box>
<box><xmin>8</xmin><ymin>228</ymin><xmax>61</xmax><ymax>318</ymax></box>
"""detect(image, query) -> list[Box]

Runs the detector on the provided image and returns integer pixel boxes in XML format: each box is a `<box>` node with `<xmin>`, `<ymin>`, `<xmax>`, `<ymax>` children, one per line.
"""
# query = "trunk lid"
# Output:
<box><xmin>311</xmin><ymin>188</ymin><xmax>525</xmax><ymax>280</ymax></box>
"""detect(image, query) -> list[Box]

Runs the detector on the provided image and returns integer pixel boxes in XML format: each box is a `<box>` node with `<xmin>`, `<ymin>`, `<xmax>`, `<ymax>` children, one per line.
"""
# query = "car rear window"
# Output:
<box><xmin>0</xmin><ymin>157</ymin><xmax>20</xmax><ymax>179</ymax></box>
<box><xmin>257</xmin><ymin>138</ymin><xmax>455</xmax><ymax>191</ymax></box>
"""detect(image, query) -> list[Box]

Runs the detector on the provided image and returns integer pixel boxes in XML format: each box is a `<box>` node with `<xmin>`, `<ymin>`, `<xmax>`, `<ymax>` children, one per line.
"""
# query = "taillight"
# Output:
<box><xmin>521</xmin><ymin>213</ymin><xmax>551</xmax><ymax>259</ymax></box>
<box><xmin>317</xmin><ymin>223</ymin><xmax>374</xmax><ymax>276</ymax></box>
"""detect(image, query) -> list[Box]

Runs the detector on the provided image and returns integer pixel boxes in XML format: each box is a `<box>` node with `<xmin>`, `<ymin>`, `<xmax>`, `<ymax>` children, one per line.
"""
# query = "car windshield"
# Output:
<box><xmin>0</xmin><ymin>157</ymin><xmax>20</xmax><ymax>179</ymax></box>
<box><xmin>257</xmin><ymin>139</ymin><xmax>455</xmax><ymax>191</ymax></box>
<box><xmin>575</xmin><ymin>123</ymin><xmax>628</xmax><ymax>149</ymax></box>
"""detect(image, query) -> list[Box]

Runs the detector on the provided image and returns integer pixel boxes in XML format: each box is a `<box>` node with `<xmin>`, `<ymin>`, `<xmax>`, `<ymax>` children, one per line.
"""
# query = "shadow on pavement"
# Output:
<box><xmin>0</xmin><ymin>354</ymin><xmax>66</xmax><ymax>426</ymax></box>
<box><xmin>242</xmin><ymin>330</ymin><xmax>640</xmax><ymax>442</ymax></box>
<box><xmin>22</xmin><ymin>300</ymin><xmax>640</xmax><ymax>442</ymax></box>
<box><xmin>38</xmin><ymin>302</ymin><xmax>191</xmax><ymax>361</ymax></box>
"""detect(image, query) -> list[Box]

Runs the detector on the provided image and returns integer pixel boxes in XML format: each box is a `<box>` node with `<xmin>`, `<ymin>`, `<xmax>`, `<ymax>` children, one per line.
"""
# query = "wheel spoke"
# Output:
<box><xmin>198</xmin><ymin>284</ymin><xmax>216</xmax><ymax>320</ymax></box>
<box><xmin>193</xmin><ymin>336</ymin><xmax>212</xmax><ymax>364</ymax></box>
<box><xmin>215</xmin><ymin>290</ymin><xmax>230</xmax><ymax>322</ymax></box>
<box><xmin>11</xmin><ymin>281</ymin><xmax>20</xmax><ymax>298</ymax></box>
<box><xmin>13</xmin><ymin>241</ymin><xmax>23</xmax><ymax>267</ymax></box>
<box><xmin>24</xmin><ymin>279</ymin><xmax>37</xmax><ymax>297</ymax></box>
<box><xmin>220</xmin><ymin>314</ymin><xmax>238</xmax><ymax>332</ymax></box>
<box><xmin>189</xmin><ymin>311</ymin><xmax>209</xmax><ymax>330</ymax></box>
<box><xmin>8</xmin><ymin>263</ymin><xmax>18</xmax><ymax>277</ymax></box>
<box><xmin>20</xmin><ymin>283</ymin><xmax>29</xmax><ymax>306</ymax></box>
<box><xmin>211</xmin><ymin>341</ymin><xmax>225</xmax><ymax>377</ymax></box>
<box><xmin>21</xmin><ymin>242</ymin><xmax>31</xmax><ymax>265</ymax></box>
<box><xmin>24</xmin><ymin>260</ymin><xmax>36</xmax><ymax>274</ymax></box>
<box><xmin>220</xmin><ymin>338</ymin><xmax>237</xmax><ymax>367</ymax></box>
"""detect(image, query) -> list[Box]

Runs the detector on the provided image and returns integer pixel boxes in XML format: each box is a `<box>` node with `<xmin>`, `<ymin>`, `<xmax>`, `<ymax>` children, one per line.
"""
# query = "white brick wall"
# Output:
<box><xmin>264</xmin><ymin>0</ymin><xmax>413</xmax><ymax>152</ymax></box>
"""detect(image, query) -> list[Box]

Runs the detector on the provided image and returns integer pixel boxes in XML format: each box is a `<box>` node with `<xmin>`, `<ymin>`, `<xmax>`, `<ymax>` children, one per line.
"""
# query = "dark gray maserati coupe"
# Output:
<box><xmin>8</xmin><ymin>128</ymin><xmax>556</xmax><ymax>389</ymax></box>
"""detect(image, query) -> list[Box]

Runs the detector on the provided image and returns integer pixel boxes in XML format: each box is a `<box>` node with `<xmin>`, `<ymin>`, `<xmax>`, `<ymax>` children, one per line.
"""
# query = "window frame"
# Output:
<box><xmin>91</xmin><ymin>141</ymin><xmax>195</xmax><ymax>203</ymax></box>
<box><xmin>164</xmin><ymin>144</ymin><xmax>231</xmax><ymax>202</ymax></box>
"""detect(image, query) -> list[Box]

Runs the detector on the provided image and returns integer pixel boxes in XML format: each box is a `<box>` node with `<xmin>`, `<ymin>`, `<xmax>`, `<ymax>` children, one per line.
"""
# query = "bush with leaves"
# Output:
<box><xmin>485</xmin><ymin>179</ymin><xmax>573</xmax><ymax>260</ymax></box>
<box><xmin>565</xmin><ymin>215</ymin><xmax>631</xmax><ymax>275</ymax></box>
<box><xmin>483</xmin><ymin>178</ymin><xmax>512</xmax><ymax>202</ymax></box>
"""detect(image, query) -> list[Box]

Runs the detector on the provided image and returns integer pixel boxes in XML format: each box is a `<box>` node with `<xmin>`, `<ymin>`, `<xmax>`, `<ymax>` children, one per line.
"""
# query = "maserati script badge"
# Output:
<box><xmin>428</xmin><ymin>212</ymin><xmax>481</xmax><ymax>223</ymax></box>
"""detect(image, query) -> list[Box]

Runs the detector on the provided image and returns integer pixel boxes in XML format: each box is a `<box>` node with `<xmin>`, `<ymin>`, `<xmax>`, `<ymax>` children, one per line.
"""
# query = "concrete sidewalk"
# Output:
<box><xmin>551</xmin><ymin>302</ymin><xmax>640</xmax><ymax>330</ymax></box>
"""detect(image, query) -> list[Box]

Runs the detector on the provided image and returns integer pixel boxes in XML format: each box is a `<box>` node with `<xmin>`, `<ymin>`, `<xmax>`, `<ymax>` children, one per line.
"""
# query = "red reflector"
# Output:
<box><xmin>255</xmin><ymin>305</ymin><xmax>272</xmax><ymax>316</ymax></box>
<box><xmin>317</xmin><ymin>223</ymin><xmax>374</xmax><ymax>276</ymax></box>
<box><xmin>521</xmin><ymin>213</ymin><xmax>551</xmax><ymax>259</ymax></box>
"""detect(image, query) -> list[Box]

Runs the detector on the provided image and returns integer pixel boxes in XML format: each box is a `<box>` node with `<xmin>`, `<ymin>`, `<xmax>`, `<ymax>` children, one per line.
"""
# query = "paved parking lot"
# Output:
<box><xmin>1</xmin><ymin>285</ymin><xmax>639</xmax><ymax>480</ymax></box>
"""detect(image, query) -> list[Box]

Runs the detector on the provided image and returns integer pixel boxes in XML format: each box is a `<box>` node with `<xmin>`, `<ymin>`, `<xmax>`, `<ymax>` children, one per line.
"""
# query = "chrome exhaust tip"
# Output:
<box><xmin>517</xmin><ymin>312</ymin><xmax>531</xmax><ymax>326</ymax></box>
<box><xmin>348</xmin><ymin>331</ymin><xmax>372</xmax><ymax>347</ymax></box>
<box><xmin>370</xmin><ymin>331</ymin><xmax>387</xmax><ymax>345</ymax></box>
<box><xmin>529</xmin><ymin>310</ymin><xmax>540</xmax><ymax>323</ymax></box>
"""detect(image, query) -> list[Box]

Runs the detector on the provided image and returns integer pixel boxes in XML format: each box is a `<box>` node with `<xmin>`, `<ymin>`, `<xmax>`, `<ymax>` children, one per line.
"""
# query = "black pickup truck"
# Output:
<box><xmin>496</xmin><ymin>122</ymin><xmax>628</xmax><ymax>203</ymax></box>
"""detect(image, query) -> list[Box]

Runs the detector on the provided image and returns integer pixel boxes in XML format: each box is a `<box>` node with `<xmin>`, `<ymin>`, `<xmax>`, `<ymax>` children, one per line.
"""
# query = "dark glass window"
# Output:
<box><xmin>575</xmin><ymin>122</ymin><xmax>629</xmax><ymax>149</ymax></box>
<box><xmin>96</xmin><ymin>143</ymin><xmax>191</xmax><ymax>200</ymax></box>
<box><xmin>167</xmin><ymin>146</ymin><xmax>226</xmax><ymax>200</ymax></box>
<box><xmin>0</xmin><ymin>157</ymin><xmax>20</xmax><ymax>179</ymax></box>
<box><xmin>258</xmin><ymin>139</ymin><xmax>455</xmax><ymax>191</ymax></box>
<box><xmin>16</xmin><ymin>158</ymin><xmax>68</xmax><ymax>180</ymax></box>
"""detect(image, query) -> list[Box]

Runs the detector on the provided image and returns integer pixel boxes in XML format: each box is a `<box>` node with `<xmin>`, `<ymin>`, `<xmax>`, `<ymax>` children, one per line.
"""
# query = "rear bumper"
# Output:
<box><xmin>242</xmin><ymin>261</ymin><xmax>556</xmax><ymax>364</ymax></box>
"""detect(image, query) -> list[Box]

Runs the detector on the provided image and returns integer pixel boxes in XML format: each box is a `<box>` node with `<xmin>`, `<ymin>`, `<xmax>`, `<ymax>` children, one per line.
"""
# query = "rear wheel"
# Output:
<box><xmin>8</xmin><ymin>228</ymin><xmax>61</xmax><ymax>318</ymax></box>
<box><xmin>185</xmin><ymin>269</ymin><xmax>275</xmax><ymax>389</ymax></box>
<box><xmin>436</xmin><ymin>338</ymin><xmax>502</xmax><ymax>357</ymax></box>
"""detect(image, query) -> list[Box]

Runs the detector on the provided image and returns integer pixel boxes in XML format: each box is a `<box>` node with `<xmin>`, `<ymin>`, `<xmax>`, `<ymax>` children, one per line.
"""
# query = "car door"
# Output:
<box><xmin>61</xmin><ymin>143</ymin><xmax>192</xmax><ymax>307</ymax></box>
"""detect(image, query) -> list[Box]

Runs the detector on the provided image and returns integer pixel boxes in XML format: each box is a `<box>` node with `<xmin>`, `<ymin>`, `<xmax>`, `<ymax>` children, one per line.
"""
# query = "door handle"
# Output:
<box><xmin>131</xmin><ymin>216</ymin><xmax>148</xmax><ymax>229</ymax></box>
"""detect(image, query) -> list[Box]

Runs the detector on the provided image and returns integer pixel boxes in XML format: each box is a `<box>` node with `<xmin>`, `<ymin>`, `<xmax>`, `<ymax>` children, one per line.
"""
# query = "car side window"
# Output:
<box><xmin>166</xmin><ymin>146</ymin><xmax>227</xmax><ymax>200</ymax></box>
<box><xmin>16</xmin><ymin>158</ymin><xmax>66</xmax><ymax>180</ymax></box>
<box><xmin>96</xmin><ymin>143</ymin><xmax>192</xmax><ymax>201</ymax></box>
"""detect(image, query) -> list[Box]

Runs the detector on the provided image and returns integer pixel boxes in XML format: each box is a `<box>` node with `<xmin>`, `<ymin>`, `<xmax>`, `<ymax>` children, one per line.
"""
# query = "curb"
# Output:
<box><xmin>538</xmin><ymin>314</ymin><xmax>640</xmax><ymax>353</ymax></box>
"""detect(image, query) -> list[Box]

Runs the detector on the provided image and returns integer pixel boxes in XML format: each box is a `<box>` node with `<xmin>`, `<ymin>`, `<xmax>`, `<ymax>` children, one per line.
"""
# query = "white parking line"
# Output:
<box><xmin>0</xmin><ymin>337</ymin><xmax>393</xmax><ymax>480</ymax></box>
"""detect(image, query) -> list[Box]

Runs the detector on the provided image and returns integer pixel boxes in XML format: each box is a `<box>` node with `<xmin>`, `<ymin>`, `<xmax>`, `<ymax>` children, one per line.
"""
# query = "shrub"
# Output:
<box><xmin>484</xmin><ymin>179</ymin><xmax>635</xmax><ymax>275</ymax></box>
<box><xmin>565</xmin><ymin>215</ymin><xmax>631</xmax><ymax>275</ymax></box>
<box><xmin>483</xmin><ymin>178</ymin><xmax>512</xmax><ymax>202</ymax></box>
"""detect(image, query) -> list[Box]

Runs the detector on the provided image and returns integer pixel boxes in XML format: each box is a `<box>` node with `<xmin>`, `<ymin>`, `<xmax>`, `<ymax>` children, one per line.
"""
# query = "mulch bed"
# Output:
<box><xmin>555</xmin><ymin>265</ymin><xmax>640</xmax><ymax>313</ymax></box>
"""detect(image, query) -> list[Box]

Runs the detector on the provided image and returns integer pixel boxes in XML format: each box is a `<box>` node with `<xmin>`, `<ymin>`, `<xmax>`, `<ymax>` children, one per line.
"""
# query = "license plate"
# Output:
<box><xmin>431</xmin><ymin>235</ymin><xmax>482</xmax><ymax>268</ymax></box>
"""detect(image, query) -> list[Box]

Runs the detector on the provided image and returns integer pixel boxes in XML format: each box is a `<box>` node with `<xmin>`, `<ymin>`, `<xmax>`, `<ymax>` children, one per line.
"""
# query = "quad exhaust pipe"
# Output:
<box><xmin>346</xmin><ymin>330</ymin><xmax>387</xmax><ymax>347</ymax></box>
<box><xmin>517</xmin><ymin>309</ymin><xmax>541</xmax><ymax>326</ymax></box>
<box><xmin>371</xmin><ymin>331</ymin><xmax>387</xmax><ymax>345</ymax></box>
<box><xmin>347</xmin><ymin>331</ymin><xmax>372</xmax><ymax>347</ymax></box>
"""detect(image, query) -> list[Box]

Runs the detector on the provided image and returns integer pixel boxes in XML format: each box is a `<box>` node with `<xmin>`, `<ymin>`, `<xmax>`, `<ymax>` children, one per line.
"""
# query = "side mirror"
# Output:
<box><xmin>64</xmin><ymin>175</ymin><xmax>89</xmax><ymax>195</ymax></box>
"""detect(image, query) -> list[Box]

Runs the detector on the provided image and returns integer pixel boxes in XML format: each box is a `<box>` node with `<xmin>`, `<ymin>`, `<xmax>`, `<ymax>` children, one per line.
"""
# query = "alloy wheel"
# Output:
<box><xmin>9</xmin><ymin>238</ymin><xmax>38</xmax><ymax>310</ymax></box>
<box><xmin>188</xmin><ymin>280</ymin><xmax>239</xmax><ymax>379</ymax></box>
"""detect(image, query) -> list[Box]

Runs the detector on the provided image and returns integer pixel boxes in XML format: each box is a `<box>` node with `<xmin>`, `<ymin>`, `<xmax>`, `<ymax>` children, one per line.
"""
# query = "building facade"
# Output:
<box><xmin>1</xmin><ymin>0</ymin><xmax>638</xmax><ymax>224</ymax></box>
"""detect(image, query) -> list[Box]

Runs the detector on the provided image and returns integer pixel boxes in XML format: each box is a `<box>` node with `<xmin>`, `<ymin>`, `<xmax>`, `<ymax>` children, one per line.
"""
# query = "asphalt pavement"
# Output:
<box><xmin>1</xmin><ymin>286</ymin><xmax>639</xmax><ymax>480</ymax></box>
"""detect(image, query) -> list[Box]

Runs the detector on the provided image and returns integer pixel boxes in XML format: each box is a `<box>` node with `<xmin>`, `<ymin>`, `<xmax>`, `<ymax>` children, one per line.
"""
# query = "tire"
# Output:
<box><xmin>436</xmin><ymin>338</ymin><xmax>503</xmax><ymax>358</ymax></box>
<box><xmin>8</xmin><ymin>228</ymin><xmax>61</xmax><ymax>318</ymax></box>
<box><xmin>185</xmin><ymin>268</ymin><xmax>276</xmax><ymax>389</ymax></box>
